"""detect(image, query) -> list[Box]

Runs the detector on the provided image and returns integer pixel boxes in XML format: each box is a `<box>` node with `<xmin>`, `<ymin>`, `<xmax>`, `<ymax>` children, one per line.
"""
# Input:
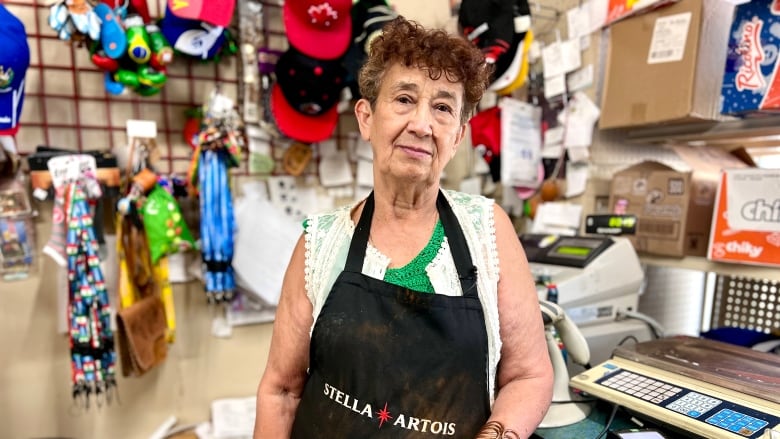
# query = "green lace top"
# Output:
<box><xmin>384</xmin><ymin>220</ymin><xmax>443</xmax><ymax>294</ymax></box>
<box><xmin>302</xmin><ymin>218</ymin><xmax>445</xmax><ymax>293</ymax></box>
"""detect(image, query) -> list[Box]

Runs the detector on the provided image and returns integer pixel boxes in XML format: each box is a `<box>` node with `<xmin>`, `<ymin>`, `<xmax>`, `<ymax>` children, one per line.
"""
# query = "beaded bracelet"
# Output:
<box><xmin>475</xmin><ymin>421</ymin><xmax>521</xmax><ymax>439</ymax></box>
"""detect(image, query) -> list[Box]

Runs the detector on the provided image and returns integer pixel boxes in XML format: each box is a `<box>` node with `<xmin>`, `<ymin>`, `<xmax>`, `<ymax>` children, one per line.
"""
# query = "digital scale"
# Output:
<box><xmin>570</xmin><ymin>336</ymin><xmax>780</xmax><ymax>438</ymax></box>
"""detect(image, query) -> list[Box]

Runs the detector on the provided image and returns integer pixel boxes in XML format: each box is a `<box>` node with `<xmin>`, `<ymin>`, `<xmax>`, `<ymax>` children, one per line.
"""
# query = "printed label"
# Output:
<box><xmin>647</xmin><ymin>12</ymin><xmax>692</xmax><ymax>64</ymax></box>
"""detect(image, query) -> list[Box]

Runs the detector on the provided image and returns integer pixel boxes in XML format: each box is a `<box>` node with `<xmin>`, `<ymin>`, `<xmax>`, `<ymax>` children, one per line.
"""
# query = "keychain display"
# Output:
<box><xmin>0</xmin><ymin>217</ymin><xmax>35</xmax><ymax>280</ymax></box>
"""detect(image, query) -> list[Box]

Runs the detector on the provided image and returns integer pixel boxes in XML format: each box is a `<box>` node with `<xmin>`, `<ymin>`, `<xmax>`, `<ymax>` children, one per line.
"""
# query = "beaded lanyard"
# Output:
<box><xmin>199</xmin><ymin>147</ymin><xmax>236</xmax><ymax>303</ymax></box>
<box><xmin>65</xmin><ymin>180</ymin><xmax>116</xmax><ymax>406</ymax></box>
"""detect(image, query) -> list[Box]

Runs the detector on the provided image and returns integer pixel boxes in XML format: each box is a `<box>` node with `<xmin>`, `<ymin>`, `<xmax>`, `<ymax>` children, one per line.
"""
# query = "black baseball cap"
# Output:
<box><xmin>270</xmin><ymin>47</ymin><xmax>347</xmax><ymax>143</ymax></box>
<box><xmin>458</xmin><ymin>0</ymin><xmax>531</xmax><ymax>86</ymax></box>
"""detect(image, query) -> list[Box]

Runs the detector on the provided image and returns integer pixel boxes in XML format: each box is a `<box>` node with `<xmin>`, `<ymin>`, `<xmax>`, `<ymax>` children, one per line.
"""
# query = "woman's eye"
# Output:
<box><xmin>435</xmin><ymin>104</ymin><xmax>453</xmax><ymax>113</ymax></box>
<box><xmin>396</xmin><ymin>95</ymin><xmax>413</xmax><ymax>104</ymax></box>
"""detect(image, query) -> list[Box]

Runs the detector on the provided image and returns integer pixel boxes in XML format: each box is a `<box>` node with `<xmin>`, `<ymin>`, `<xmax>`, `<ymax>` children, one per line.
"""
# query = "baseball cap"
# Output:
<box><xmin>0</xmin><ymin>5</ymin><xmax>30</xmax><ymax>136</ymax></box>
<box><xmin>491</xmin><ymin>28</ymin><xmax>533</xmax><ymax>93</ymax></box>
<box><xmin>458</xmin><ymin>0</ymin><xmax>530</xmax><ymax>89</ymax></box>
<box><xmin>284</xmin><ymin>0</ymin><xmax>352</xmax><ymax>60</ymax></box>
<box><xmin>159</xmin><ymin>6</ymin><xmax>227</xmax><ymax>60</ymax></box>
<box><xmin>270</xmin><ymin>47</ymin><xmax>347</xmax><ymax>143</ymax></box>
<box><xmin>344</xmin><ymin>0</ymin><xmax>397</xmax><ymax>98</ymax></box>
<box><xmin>166</xmin><ymin>0</ymin><xmax>236</xmax><ymax>27</ymax></box>
<box><xmin>469</xmin><ymin>106</ymin><xmax>502</xmax><ymax>182</ymax></box>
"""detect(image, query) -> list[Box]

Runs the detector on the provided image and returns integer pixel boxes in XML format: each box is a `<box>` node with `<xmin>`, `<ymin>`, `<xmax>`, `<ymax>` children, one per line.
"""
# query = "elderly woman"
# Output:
<box><xmin>254</xmin><ymin>16</ymin><xmax>553</xmax><ymax>439</ymax></box>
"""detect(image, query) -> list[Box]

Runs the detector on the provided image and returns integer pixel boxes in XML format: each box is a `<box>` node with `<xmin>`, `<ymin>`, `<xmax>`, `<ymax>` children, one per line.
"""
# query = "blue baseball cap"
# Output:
<box><xmin>0</xmin><ymin>5</ymin><xmax>30</xmax><ymax>135</ymax></box>
<box><xmin>159</xmin><ymin>5</ymin><xmax>227</xmax><ymax>60</ymax></box>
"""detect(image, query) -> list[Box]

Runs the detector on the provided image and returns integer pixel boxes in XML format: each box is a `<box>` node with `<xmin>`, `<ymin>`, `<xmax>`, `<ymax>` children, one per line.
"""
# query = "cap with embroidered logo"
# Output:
<box><xmin>284</xmin><ymin>0</ymin><xmax>352</xmax><ymax>60</ymax></box>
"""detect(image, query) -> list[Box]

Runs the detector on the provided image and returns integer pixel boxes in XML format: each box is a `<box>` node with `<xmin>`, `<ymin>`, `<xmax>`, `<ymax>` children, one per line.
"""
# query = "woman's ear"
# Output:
<box><xmin>354</xmin><ymin>99</ymin><xmax>372</xmax><ymax>141</ymax></box>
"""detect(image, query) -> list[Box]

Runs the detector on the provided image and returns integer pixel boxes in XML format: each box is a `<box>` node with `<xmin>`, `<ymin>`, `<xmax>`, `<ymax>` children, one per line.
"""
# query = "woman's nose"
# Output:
<box><xmin>406</xmin><ymin>104</ymin><xmax>433</xmax><ymax>137</ymax></box>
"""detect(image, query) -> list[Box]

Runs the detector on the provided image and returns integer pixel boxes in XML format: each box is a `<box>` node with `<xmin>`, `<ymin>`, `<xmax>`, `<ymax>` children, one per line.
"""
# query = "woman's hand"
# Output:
<box><xmin>474</xmin><ymin>421</ymin><xmax>521</xmax><ymax>439</ymax></box>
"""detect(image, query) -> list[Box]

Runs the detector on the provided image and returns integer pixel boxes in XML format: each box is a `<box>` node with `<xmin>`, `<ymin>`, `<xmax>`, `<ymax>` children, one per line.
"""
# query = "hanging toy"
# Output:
<box><xmin>147</xmin><ymin>24</ymin><xmax>174</xmax><ymax>71</ymax></box>
<box><xmin>93</xmin><ymin>2</ymin><xmax>127</xmax><ymax>59</ymax></box>
<box><xmin>48</xmin><ymin>0</ymin><xmax>101</xmax><ymax>42</ymax></box>
<box><xmin>124</xmin><ymin>15</ymin><xmax>152</xmax><ymax>64</ymax></box>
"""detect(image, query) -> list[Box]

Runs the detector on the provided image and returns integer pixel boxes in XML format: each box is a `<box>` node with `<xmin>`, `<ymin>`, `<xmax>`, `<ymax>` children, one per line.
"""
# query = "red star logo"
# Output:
<box><xmin>376</xmin><ymin>402</ymin><xmax>393</xmax><ymax>429</ymax></box>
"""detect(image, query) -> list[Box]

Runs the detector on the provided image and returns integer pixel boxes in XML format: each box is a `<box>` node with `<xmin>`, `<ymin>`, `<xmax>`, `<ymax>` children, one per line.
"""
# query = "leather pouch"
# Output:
<box><xmin>116</xmin><ymin>294</ymin><xmax>168</xmax><ymax>376</ymax></box>
<box><xmin>115</xmin><ymin>210</ymin><xmax>168</xmax><ymax>377</ymax></box>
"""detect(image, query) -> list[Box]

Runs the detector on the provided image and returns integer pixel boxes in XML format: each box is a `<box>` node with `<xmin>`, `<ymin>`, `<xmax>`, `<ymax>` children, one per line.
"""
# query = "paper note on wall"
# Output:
<box><xmin>499</xmin><ymin>98</ymin><xmax>541</xmax><ymax>189</ymax></box>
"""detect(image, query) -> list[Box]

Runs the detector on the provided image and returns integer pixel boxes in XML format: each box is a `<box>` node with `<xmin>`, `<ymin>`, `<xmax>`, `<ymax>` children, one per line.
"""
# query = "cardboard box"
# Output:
<box><xmin>609</xmin><ymin>161</ymin><xmax>691</xmax><ymax>256</ymax></box>
<box><xmin>599</xmin><ymin>0</ymin><xmax>735</xmax><ymax>129</ymax></box>
<box><xmin>708</xmin><ymin>169</ymin><xmax>780</xmax><ymax>268</ymax></box>
<box><xmin>608</xmin><ymin>146</ymin><xmax>753</xmax><ymax>257</ymax></box>
<box><xmin>602</xmin><ymin>0</ymin><xmax>679</xmax><ymax>28</ymax></box>
<box><xmin>721</xmin><ymin>0</ymin><xmax>780</xmax><ymax>115</ymax></box>
<box><xmin>670</xmin><ymin>145</ymin><xmax>753</xmax><ymax>256</ymax></box>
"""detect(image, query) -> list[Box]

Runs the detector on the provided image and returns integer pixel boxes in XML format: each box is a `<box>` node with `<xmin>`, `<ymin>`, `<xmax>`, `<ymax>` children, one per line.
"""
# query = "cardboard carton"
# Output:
<box><xmin>599</xmin><ymin>0</ymin><xmax>735</xmax><ymax>129</ymax></box>
<box><xmin>609</xmin><ymin>161</ymin><xmax>691</xmax><ymax>256</ymax></box>
<box><xmin>608</xmin><ymin>146</ymin><xmax>753</xmax><ymax>257</ymax></box>
<box><xmin>708</xmin><ymin>169</ymin><xmax>780</xmax><ymax>268</ymax></box>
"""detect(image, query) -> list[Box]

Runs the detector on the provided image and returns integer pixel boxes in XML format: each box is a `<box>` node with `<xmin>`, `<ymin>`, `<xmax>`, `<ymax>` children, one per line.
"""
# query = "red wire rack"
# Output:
<box><xmin>5</xmin><ymin>0</ymin><xmax>241</xmax><ymax>176</ymax></box>
<box><xmin>6</xmin><ymin>0</ymin><xmax>355</xmax><ymax>179</ymax></box>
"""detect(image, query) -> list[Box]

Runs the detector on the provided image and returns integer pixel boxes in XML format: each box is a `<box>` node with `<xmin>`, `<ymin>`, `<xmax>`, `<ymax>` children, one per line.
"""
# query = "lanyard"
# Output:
<box><xmin>199</xmin><ymin>148</ymin><xmax>236</xmax><ymax>302</ymax></box>
<box><xmin>65</xmin><ymin>181</ymin><xmax>116</xmax><ymax>407</ymax></box>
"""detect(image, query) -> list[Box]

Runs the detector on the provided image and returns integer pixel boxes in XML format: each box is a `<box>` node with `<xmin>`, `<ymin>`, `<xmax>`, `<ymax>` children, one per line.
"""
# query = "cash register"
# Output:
<box><xmin>520</xmin><ymin>234</ymin><xmax>655</xmax><ymax>366</ymax></box>
<box><xmin>521</xmin><ymin>234</ymin><xmax>657</xmax><ymax>429</ymax></box>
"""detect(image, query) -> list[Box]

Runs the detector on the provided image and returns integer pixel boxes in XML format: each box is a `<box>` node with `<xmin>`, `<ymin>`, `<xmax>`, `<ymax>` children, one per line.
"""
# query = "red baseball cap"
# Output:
<box><xmin>284</xmin><ymin>0</ymin><xmax>352</xmax><ymax>60</ymax></box>
<box><xmin>167</xmin><ymin>0</ymin><xmax>236</xmax><ymax>27</ymax></box>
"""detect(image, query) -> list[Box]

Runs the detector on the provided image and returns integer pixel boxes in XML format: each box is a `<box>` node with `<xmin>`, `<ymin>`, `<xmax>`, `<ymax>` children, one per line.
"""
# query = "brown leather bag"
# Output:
<box><xmin>115</xmin><ymin>213</ymin><xmax>168</xmax><ymax>377</ymax></box>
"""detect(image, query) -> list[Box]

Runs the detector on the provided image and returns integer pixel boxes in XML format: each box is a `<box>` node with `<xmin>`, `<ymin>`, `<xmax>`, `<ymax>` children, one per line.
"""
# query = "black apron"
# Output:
<box><xmin>291</xmin><ymin>191</ymin><xmax>491</xmax><ymax>438</ymax></box>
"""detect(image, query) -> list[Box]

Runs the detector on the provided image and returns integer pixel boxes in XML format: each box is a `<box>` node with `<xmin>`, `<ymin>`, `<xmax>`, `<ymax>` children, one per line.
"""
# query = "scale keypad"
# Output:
<box><xmin>600</xmin><ymin>370</ymin><xmax>683</xmax><ymax>405</ymax></box>
<box><xmin>667</xmin><ymin>392</ymin><xmax>722</xmax><ymax>417</ymax></box>
<box><xmin>594</xmin><ymin>368</ymin><xmax>779</xmax><ymax>438</ymax></box>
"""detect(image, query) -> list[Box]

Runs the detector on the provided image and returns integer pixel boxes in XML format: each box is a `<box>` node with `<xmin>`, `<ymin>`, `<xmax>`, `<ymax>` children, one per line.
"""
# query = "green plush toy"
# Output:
<box><xmin>141</xmin><ymin>184</ymin><xmax>196</xmax><ymax>264</ymax></box>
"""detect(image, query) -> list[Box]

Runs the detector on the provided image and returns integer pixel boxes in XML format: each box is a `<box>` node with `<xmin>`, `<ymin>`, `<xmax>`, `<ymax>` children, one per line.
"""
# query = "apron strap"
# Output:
<box><xmin>436</xmin><ymin>191</ymin><xmax>478</xmax><ymax>297</ymax></box>
<box><xmin>345</xmin><ymin>191</ymin><xmax>478</xmax><ymax>297</ymax></box>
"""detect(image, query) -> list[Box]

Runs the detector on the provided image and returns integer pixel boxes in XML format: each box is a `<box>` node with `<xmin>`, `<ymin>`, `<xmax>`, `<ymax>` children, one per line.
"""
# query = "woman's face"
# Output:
<box><xmin>355</xmin><ymin>63</ymin><xmax>466</xmax><ymax>188</ymax></box>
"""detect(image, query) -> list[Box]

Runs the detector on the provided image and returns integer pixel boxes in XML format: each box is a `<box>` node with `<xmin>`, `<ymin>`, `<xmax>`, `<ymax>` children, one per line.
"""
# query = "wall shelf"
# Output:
<box><xmin>639</xmin><ymin>255</ymin><xmax>780</xmax><ymax>283</ymax></box>
<box><xmin>613</xmin><ymin>116</ymin><xmax>780</xmax><ymax>149</ymax></box>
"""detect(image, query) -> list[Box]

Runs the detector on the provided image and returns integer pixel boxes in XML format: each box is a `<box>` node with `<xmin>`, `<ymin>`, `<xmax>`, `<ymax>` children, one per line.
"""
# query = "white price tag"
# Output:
<box><xmin>647</xmin><ymin>12</ymin><xmax>692</xmax><ymax>64</ymax></box>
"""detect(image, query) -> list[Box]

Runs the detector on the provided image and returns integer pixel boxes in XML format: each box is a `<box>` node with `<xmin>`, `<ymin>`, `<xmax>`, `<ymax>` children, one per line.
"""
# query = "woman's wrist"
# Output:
<box><xmin>474</xmin><ymin>421</ymin><xmax>521</xmax><ymax>439</ymax></box>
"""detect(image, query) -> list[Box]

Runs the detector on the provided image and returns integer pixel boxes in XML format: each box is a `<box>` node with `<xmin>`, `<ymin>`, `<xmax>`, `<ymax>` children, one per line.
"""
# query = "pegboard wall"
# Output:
<box><xmin>711</xmin><ymin>275</ymin><xmax>780</xmax><ymax>335</ymax></box>
<box><xmin>241</xmin><ymin>0</ymin><xmax>361</xmax><ymax>182</ymax></box>
<box><xmin>5</xmin><ymin>0</ymin><xmax>240</xmax><ymax>176</ymax></box>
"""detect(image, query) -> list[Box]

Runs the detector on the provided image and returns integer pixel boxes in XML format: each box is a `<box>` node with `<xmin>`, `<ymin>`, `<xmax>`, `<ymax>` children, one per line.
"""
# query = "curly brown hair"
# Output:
<box><xmin>358</xmin><ymin>16</ymin><xmax>491</xmax><ymax>124</ymax></box>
